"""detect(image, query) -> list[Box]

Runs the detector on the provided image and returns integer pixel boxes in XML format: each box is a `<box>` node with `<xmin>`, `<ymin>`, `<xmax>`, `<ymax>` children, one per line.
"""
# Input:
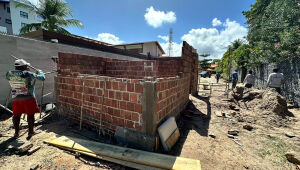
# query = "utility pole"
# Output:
<box><xmin>168</xmin><ymin>28</ymin><xmax>173</xmax><ymax>57</ymax></box>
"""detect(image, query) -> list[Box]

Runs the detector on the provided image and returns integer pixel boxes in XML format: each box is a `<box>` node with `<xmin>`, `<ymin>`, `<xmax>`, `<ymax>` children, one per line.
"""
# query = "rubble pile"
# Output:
<box><xmin>228</xmin><ymin>85</ymin><xmax>294</xmax><ymax>127</ymax></box>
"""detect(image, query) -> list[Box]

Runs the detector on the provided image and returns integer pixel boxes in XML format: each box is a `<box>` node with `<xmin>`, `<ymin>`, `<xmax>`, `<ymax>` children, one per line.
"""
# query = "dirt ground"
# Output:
<box><xmin>0</xmin><ymin>76</ymin><xmax>299</xmax><ymax>170</ymax></box>
<box><xmin>170</xmin><ymin>77</ymin><xmax>300</xmax><ymax>170</ymax></box>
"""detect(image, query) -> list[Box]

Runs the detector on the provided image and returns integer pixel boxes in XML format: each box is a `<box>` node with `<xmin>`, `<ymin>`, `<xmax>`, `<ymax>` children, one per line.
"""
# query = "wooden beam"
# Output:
<box><xmin>44</xmin><ymin>136</ymin><xmax>201</xmax><ymax>170</ymax></box>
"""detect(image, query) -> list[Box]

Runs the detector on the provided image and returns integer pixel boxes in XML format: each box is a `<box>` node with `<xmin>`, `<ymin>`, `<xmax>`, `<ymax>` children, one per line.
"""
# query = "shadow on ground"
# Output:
<box><xmin>169</xmin><ymin>96</ymin><xmax>212</xmax><ymax>156</ymax></box>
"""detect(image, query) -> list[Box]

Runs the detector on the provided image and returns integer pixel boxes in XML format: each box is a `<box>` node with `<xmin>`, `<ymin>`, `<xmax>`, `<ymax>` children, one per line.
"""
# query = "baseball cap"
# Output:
<box><xmin>14</xmin><ymin>59</ymin><xmax>30</xmax><ymax>66</ymax></box>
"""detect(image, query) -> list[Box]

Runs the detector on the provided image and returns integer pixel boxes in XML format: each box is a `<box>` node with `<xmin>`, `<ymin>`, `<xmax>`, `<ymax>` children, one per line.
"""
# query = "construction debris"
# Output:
<box><xmin>285</xmin><ymin>132</ymin><xmax>296</xmax><ymax>138</ymax></box>
<box><xmin>27</xmin><ymin>146</ymin><xmax>41</xmax><ymax>155</ymax></box>
<box><xmin>285</xmin><ymin>152</ymin><xmax>300</xmax><ymax>165</ymax></box>
<box><xmin>243</xmin><ymin>125</ymin><xmax>254</xmax><ymax>131</ymax></box>
<box><xmin>17</xmin><ymin>142</ymin><xmax>33</xmax><ymax>153</ymax></box>
<box><xmin>228</xmin><ymin>130</ymin><xmax>239</xmax><ymax>136</ymax></box>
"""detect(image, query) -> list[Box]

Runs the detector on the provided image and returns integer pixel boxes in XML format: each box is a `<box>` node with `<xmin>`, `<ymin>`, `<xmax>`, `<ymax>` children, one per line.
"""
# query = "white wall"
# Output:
<box><xmin>142</xmin><ymin>43</ymin><xmax>163</xmax><ymax>58</ymax></box>
<box><xmin>0</xmin><ymin>26</ymin><xmax>7</xmax><ymax>33</ymax></box>
<box><xmin>10</xmin><ymin>0</ymin><xmax>39</xmax><ymax>35</ymax></box>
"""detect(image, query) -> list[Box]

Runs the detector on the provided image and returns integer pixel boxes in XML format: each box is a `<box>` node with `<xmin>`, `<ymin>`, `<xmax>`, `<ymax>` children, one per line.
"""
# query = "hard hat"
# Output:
<box><xmin>14</xmin><ymin>59</ymin><xmax>30</xmax><ymax>66</ymax></box>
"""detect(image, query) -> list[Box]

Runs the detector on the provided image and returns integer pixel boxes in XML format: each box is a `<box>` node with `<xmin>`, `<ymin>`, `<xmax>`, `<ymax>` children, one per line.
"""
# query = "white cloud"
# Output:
<box><xmin>144</xmin><ymin>6</ymin><xmax>176</xmax><ymax>28</ymax></box>
<box><xmin>93</xmin><ymin>33</ymin><xmax>124</xmax><ymax>45</ymax></box>
<box><xmin>158</xmin><ymin>35</ymin><xmax>169</xmax><ymax>42</ymax></box>
<box><xmin>212</xmin><ymin>18</ymin><xmax>222</xmax><ymax>26</ymax></box>
<box><xmin>157</xmin><ymin>35</ymin><xmax>181</xmax><ymax>57</ymax></box>
<box><xmin>160</xmin><ymin>41</ymin><xmax>182</xmax><ymax>57</ymax></box>
<box><xmin>181</xmin><ymin>18</ymin><xmax>248</xmax><ymax>59</ymax></box>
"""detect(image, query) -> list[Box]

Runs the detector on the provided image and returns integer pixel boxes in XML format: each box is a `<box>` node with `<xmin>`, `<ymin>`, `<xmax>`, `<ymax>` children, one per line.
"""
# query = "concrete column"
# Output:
<box><xmin>141</xmin><ymin>81</ymin><xmax>157</xmax><ymax>136</ymax></box>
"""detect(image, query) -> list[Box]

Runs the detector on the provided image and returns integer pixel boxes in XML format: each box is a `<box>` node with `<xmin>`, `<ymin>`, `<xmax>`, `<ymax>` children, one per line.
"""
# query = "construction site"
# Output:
<box><xmin>0</xmin><ymin>0</ymin><xmax>300</xmax><ymax>169</ymax></box>
<box><xmin>0</xmin><ymin>31</ymin><xmax>299</xmax><ymax>170</ymax></box>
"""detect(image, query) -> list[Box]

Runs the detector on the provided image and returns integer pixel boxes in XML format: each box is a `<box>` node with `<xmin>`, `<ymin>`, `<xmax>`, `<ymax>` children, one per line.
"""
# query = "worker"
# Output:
<box><xmin>6</xmin><ymin>59</ymin><xmax>45</xmax><ymax>140</ymax></box>
<box><xmin>216</xmin><ymin>72</ymin><xmax>221</xmax><ymax>83</ymax></box>
<box><xmin>243</xmin><ymin>70</ymin><xmax>255</xmax><ymax>88</ymax></box>
<box><xmin>267</xmin><ymin>68</ymin><xmax>284</xmax><ymax>94</ymax></box>
<box><xmin>231</xmin><ymin>69</ymin><xmax>238</xmax><ymax>89</ymax></box>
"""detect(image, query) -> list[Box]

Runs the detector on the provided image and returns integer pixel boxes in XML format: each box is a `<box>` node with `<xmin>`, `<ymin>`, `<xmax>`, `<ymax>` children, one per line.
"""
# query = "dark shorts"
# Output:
<box><xmin>270</xmin><ymin>87</ymin><xmax>281</xmax><ymax>94</ymax></box>
<box><xmin>245</xmin><ymin>84</ymin><xmax>253</xmax><ymax>88</ymax></box>
<box><xmin>12</xmin><ymin>98</ymin><xmax>39</xmax><ymax>116</ymax></box>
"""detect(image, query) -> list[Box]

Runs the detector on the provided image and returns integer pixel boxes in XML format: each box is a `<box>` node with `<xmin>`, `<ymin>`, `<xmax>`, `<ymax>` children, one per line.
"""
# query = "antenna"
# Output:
<box><xmin>168</xmin><ymin>28</ymin><xmax>173</xmax><ymax>57</ymax></box>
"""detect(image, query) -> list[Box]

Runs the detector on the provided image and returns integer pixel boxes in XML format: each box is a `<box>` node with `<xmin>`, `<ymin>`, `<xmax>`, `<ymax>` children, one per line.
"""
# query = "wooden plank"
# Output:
<box><xmin>165</xmin><ymin>129</ymin><xmax>180</xmax><ymax>150</ymax></box>
<box><xmin>59</xmin><ymin>146</ymin><xmax>163</xmax><ymax>170</ymax></box>
<box><xmin>45</xmin><ymin>136</ymin><xmax>201</xmax><ymax>170</ymax></box>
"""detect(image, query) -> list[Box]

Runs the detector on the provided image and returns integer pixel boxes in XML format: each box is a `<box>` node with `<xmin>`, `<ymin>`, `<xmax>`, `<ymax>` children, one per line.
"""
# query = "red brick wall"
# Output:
<box><xmin>56</xmin><ymin>74</ymin><xmax>143</xmax><ymax>133</ymax></box>
<box><xmin>105</xmin><ymin>60</ymin><xmax>158</xmax><ymax>79</ymax></box>
<box><xmin>181</xmin><ymin>42</ymin><xmax>198</xmax><ymax>95</ymax></box>
<box><xmin>58</xmin><ymin>52</ymin><xmax>113</xmax><ymax>75</ymax></box>
<box><xmin>155</xmin><ymin>74</ymin><xmax>190</xmax><ymax>123</ymax></box>
<box><xmin>154</xmin><ymin>57</ymin><xmax>182</xmax><ymax>77</ymax></box>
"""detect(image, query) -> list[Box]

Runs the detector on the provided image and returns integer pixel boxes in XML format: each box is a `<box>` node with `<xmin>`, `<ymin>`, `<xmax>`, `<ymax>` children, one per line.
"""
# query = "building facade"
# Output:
<box><xmin>0</xmin><ymin>0</ymin><xmax>39</xmax><ymax>35</ymax></box>
<box><xmin>112</xmin><ymin>41</ymin><xmax>165</xmax><ymax>58</ymax></box>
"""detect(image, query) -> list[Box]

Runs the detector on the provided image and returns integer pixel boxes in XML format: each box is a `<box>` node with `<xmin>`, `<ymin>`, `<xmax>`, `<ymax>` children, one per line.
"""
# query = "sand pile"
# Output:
<box><xmin>228</xmin><ymin>85</ymin><xmax>293</xmax><ymax>127</ymax></box>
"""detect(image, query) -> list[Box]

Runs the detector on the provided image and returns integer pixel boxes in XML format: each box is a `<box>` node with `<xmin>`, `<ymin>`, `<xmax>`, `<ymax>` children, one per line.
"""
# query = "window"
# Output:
<box><xmin>5</xmin><ymin>19</ymin><xmax>12</xmax><ymax>24</ymax></box>
<box><xmin>21</xmin><ymin>23</ymin><xmax>27</xmax><ymax>27</ymax></box>
<box><xmin>7</xmin><ymin>7</ymin><xmax>10</xmax><ymax>13</ymax></box>
<box><xmin>20</xmin><ymin>11</ymin><xmax>28</xmax><ymax>19</ymax></box>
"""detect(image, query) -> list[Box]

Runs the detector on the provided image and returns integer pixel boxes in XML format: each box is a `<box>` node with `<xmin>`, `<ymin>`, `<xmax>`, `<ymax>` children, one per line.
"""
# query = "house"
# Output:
<box><xmin>111</xmin><ymin>41</ymin><xmax>165</xmax><ymax>58</ymax></box>
<box><xmin>0</xmin><ymin>0</ymin><xmax>39</xmax><ymax>35</ymax></box>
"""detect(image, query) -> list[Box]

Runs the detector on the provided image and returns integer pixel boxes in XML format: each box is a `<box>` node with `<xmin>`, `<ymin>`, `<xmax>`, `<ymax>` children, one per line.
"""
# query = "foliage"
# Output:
<box><xmin>198</xmin><ymin>54</ymin><xmax>212</xmax><ymax>70</ymax></box>
<box><xmin>17</xmin><ymin>0</ymin><xmax>83</xmax><ymax>35</ymax></box>
<box><xmin>211</xmin><ymin>59</ymin><xmax>220</xmax><ymax>64</ymax></box>
<box><xmin>243</xmin><ymin>0</ymin><xmax>300</xmax><ymax>63</ymax></box>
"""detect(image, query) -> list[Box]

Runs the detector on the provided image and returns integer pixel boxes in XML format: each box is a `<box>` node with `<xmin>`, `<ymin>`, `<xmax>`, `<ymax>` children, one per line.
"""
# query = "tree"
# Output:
<box><xmin>211</xmin><ymin>59</ymin><xmax>220</xmax><ymax>64</ymax></box>
<box><xmin>243</xmin><ymin>0</ymin><xmax>300</xmax><ymax>63</ymax></box>
<box><xmin>198</xmin><ymin>54</ymin><xmax>212</xmax><ymax>70</ymax></box>
<box><xmin>17</xmin><ymin>0</ymin><xmax>83</xmax><ymax>35</ymax></box>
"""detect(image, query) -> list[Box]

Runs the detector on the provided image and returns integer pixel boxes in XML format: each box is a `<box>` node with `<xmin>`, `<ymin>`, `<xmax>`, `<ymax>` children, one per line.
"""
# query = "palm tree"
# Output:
<box><xmin>17</xmin><ymin>0</ymin><xmax>83</xmax><ymax>35</ymax></box>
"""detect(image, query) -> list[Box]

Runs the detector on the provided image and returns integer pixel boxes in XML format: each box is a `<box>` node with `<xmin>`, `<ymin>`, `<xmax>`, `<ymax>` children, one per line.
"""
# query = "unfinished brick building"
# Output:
<box><xmin>55</xmin><ymin>41</ymin><xmax>198</xmax><ymax>151</ymax></box>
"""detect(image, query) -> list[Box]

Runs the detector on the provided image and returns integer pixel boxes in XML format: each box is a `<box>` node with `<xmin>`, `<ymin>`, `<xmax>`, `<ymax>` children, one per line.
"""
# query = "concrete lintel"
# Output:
<box><xmin>141</xmin><ymin>81</ymin><xmax>157</xmax><ymax>136</ymax></box>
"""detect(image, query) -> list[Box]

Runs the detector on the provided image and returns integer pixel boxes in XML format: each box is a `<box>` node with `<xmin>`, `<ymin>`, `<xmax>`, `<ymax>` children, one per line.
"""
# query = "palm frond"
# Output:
<box><xmin>19</xmin><ymin>23</ymin><xmax>42</xmax><ymax>34</ymax></box>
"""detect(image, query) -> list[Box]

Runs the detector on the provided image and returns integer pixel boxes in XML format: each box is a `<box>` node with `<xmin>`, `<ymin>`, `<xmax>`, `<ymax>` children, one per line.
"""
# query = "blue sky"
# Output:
<box><xmin>65</xmin><ymin>0</ymin><xmax>256</xmax><ymax>58</ymax></box>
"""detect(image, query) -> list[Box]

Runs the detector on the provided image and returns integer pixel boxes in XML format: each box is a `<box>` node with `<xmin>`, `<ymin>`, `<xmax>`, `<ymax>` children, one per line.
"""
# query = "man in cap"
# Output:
<box><xmin>6</xmin><ymin>59</ymin><xmax>45</xmax><ymax>139</ymax></box>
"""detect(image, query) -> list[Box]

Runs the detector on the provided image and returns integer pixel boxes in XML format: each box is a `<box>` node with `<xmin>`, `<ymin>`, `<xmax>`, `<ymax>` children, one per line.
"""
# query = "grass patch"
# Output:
<box><xmin>257</xmin><ymin>136</ymin><xmax>291</xmax><ymax>165</ymax></box>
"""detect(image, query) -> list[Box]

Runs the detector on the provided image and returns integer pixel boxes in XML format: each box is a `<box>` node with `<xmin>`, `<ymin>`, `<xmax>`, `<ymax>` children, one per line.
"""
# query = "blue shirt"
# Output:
<box><xmin>232</xmin><ymin>72</ymin><xmax>238</xmax><ymax>81</ymax></box>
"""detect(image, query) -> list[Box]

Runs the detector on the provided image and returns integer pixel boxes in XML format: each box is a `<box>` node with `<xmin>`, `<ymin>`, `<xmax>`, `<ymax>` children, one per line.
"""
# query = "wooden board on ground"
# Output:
<box><xmin>44</xmin><ymin>136</ymin><xmax>201</xmax><ymax>170</ymax></box>
<box><xmin>59</xmin><ymin>146</ymin><xmax>163</xmax><ymax>170</ymax></box>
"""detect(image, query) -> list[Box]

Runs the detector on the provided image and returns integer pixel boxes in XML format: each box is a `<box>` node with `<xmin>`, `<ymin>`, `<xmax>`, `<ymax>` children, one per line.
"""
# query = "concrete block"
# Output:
<box><xmin>115</xmin><ymin>127</ymin><xmax>157</xmax><ymax>152</ymax></box>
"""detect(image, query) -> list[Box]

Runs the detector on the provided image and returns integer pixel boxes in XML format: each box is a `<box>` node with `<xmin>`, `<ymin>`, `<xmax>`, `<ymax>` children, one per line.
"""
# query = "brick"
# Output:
<box><xmin>127</xmin><ymin>83</ymin><xmax>134</xmax><ymax>92</ymax></box>
<box><xmin>135</xmin><ymin>84</ymin><xmax>143</xmax><ymax>93</ymax></box>
<box><xmin>116</xmin><ymin>92</ymin><xmax>122</xmax><ymax>100</ymax></box>
<box><xmin>124</xmin><ymin>111</ymin><xmax>131</xmax><ymax>120</ymax></box>
<box><xmin>97</xmin><ymin>89</ymin><xmax>103</xmax><ymax>96</ymax></box>
<box><xmin>120</xmin><ymin>101</ymin><xmax>127</xmax><ymax>110</ymax></box>
<box><xmin>135</xmin><ymin>123</ymin><xmax>142</xmax><ymax>131</ymax></box>
<box><xmin>134</xmin><ymin>104</ymin><xmax>142</xmax><ymax>113</ymax></box>
<box><xmin>131</xmin><ymin>113</ymin><xmax>139</xmax><ymax>122</ymax></box>
<box><xmin>125</xmin><ymin>120</ymin><xmax>134</xmax><ymax>128</ymax></box>
<box><xmin>109</xmin><ymin>91</ymin><xmax>115</xmax><ymax>98</ymax></box>
<box><xmin>112</xmin><ymin>82</ymin><xmax>119</xmax><ymax>90</ymax></box>
<box><xmin>130</xmin><ymin>93</ymin><xmax>138</xmax><ymax>103</ymax></box>
<box><xmin>119</xmin><ymin>82</ymin><xmax>126</xmax><ymax>91</ymax></box>
<box><xmin>123</xmin><ymin>92</ymin><xmax>129</xmax><ymax>101</ymax></box>
<box><xmin>126</xmin><ymin>102</ymin><xmax>135</xmax><ymax>112</ymax></box>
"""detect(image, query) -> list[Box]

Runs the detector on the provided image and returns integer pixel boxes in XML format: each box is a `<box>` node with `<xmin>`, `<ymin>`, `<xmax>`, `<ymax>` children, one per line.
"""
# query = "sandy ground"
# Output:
<box><xmin>0</xmin><ymin>114</ymin><xmax>129</xmax><ymax>170</ymax></box>
<box><xmin>170</xmin><ymin>76</ymin><xmax>300</xmax><ymax>170</ymax></box>
<box><xmin>0</xmin><ymin>76</ymin><xmax>299</xmax><ymax>170</ymax></box>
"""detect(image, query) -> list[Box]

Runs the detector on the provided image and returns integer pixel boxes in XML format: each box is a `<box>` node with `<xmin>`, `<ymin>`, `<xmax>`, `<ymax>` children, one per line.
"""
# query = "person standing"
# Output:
<box><xmin>216</xmin><ymin>72</ymin><xmax>221</xmax><ymax>83</ymax></box>
<box><xmin>267</xmin><ymin>68</ymin><xmax>284</xmax><ymax>94</ymax></box>
<box><xmin>231</xmin><ymin>69</ymin><xmax>238</xmax><ymax>89</ymax></box>
<box><xmin>6</xmin><ymin>59</ymin><xmax>45</xmax><ymax>139</ymax></box>
<box><xmin>243</xmin><ymin>70</ymin><xmax>255</xmax><ymax>88</ymax></box>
